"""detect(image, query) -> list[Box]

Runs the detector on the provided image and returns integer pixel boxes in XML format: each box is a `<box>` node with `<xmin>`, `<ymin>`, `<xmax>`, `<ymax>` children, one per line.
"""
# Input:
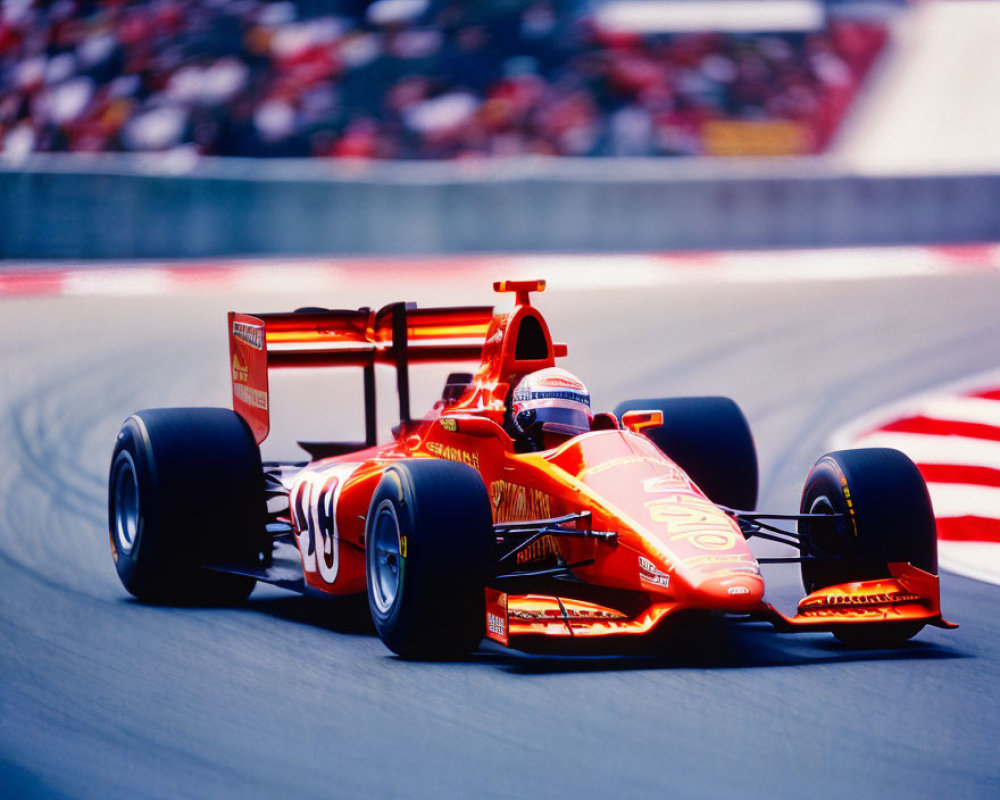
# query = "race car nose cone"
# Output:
<box><xmin>695</xmin><ymin>573</ymin><xmax>765</xmax><ymax>611</ymax></box>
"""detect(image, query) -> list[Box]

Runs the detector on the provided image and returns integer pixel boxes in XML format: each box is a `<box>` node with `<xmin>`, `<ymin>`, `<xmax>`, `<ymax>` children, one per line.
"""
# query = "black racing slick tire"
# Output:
<box><xmin>108</xmin><ymin>408</ymin><xmax>265</xmax><ymax>603</ymax></box>
<box><xmin>365</xmin><ymin>459</ymin><xmax>493</xmax><ymax>660</ymax></box>
<box><xmin>614</xmin><ymin>396</ymin><xmax>758</xmax><ymax>511</ymax></box>
<box><xmin>798</xmin><ymin>448</ymin><xmax>938</xmax><ymax>647</ymax></box>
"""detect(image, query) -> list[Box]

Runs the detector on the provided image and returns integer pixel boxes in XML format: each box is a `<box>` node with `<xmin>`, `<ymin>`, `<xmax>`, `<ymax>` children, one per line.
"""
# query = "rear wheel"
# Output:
<box><xmin>108</xmin><ymin>408</ymin><xmax>265</xmax><ymax>603</ymax></box>
<box><xmin>613</xmin><ymin>396</ymin><xmax>757</xmax><ymax>510</ymax></box>
<box><xmin>365</xmin><ymin>459</ymin><xmax>493</xmax><ymax>659</ymax></box>
<box><xmin>798</xmin><ymin>448</ymin><xmax>937</xmax><ymax>646</ymax></box>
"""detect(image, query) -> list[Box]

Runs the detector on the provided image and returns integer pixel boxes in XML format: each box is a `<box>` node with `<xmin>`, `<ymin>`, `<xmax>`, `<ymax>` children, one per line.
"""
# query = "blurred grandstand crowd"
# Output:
<box><xmin>1</xmin><ymin>0</ymin><xmax>888</xmax><ymax>159</ymax></box>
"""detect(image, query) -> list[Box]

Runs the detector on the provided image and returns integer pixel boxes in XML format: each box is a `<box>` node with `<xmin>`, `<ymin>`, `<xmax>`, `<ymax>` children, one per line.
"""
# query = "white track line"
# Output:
<box><xmin>2</xmin><ymin>243</ymin><xmax>1000</xmax><ymax>297</ymax></box>
<box><xmin>847</xmin><ymin>431</ymin><xmax>1000</xmax><ymax>471</ymax></box>
<box><xmin>908</xmin><ymin>397</ymin><xmax>1000</xmax><ymax>427</ymax></box>
<box><xmin>62</xmin><ymin>268</ymin><xmax>174</xmax><ymax>296</ymax></box>
<box><xmin>712</xmin><ymin>247</ymin><xmax>941</xmax><ymax>282</ymax></box>
<box><xmin>927</xmin><ymin>483</ymin><xmax>1000</xmax><ymax>519</ymax></box>
<box><xmin>835</xmin><ymin>377</ymin><xmax>1000</xmax><ymax>588</ymax></box>
<box><xmin>229</xmin><ymin>265</ymin><xmax>347</xmax><ymax>293</ymax></box>
<box><xmin>939</xmin><ymin>542</ymin><xmax>1000</xmax><ymax>586</ymax></box>
<box><xmin>829</xmin><ymin>368</ymin><xmax>1000</xmax><ymax>450</ymax></box>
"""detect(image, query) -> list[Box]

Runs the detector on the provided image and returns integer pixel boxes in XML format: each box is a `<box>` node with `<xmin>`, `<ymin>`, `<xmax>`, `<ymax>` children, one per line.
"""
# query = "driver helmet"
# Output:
<box><xmin>511</xmin><ymin>367</ymin><xmax>592</xmax><ymax>442</ymax></box>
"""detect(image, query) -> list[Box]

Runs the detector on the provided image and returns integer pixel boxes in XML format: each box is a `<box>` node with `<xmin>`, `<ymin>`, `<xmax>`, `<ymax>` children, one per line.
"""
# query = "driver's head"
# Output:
<box><xmin>510</xmin><ymin>367</ymin><xmax>592</xmax><ymax>449</ymax></box>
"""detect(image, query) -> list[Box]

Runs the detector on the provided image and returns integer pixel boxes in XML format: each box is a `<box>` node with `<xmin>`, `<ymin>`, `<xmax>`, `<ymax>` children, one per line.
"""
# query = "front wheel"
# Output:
<box><xmin>798</xmin><ymin>448</ymin><xmax>937</xmax><ymax>647</ymax></box>
<box><xmin>365</xmin><ymin>459</ymin><xmax>493</xmax><ymax>659</ymax></box>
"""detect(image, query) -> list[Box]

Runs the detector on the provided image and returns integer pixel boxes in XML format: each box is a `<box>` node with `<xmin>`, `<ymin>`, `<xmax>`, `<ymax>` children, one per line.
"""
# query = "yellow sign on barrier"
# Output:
<box><xmin>702</xmin><ymin>120</ymin><xmax>813</xmax><ymax>156</ymax></box>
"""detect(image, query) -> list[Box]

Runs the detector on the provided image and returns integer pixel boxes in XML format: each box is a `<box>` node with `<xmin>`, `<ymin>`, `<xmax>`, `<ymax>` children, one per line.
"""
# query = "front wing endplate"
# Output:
<box><xmin>759</xmin><ymin>562</ymin><xmax>957</xmax><ymax>631</ymax></box>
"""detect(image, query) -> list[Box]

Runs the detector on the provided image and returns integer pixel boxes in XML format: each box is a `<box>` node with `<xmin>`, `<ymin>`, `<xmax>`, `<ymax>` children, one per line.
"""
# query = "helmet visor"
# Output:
<box><xmin>516</xmin><ymin>399</ymin><xmax>592</xmax><ymax>436</ymax></box>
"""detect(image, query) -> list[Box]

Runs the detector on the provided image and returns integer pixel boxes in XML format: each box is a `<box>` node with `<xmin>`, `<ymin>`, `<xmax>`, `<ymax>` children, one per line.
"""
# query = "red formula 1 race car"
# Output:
<box><xmin>108</xmin><ymin>281</ymin><xmax>955</xmax><ymax>658</ymax></box>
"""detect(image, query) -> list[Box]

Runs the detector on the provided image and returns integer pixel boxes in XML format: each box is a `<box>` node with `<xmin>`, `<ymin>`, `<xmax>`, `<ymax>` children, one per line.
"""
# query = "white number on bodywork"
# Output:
<box><xmin>290</xmin><ymin>463</ymin><xmax>361</xmax><ymax>585</ymax></box>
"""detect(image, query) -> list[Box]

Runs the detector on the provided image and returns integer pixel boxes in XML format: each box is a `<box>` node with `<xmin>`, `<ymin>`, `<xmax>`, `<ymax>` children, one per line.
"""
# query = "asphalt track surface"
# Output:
<box><xmin>2</xmin><ymin>269</ymin><xmax>999</xmax><ymax>798</ymax></box>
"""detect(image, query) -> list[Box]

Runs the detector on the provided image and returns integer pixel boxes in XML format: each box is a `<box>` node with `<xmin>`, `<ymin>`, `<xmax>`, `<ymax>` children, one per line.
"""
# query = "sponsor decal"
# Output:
<box><xmin>516</xmin><ymin>534</ymin><xmax>561</xmax><ymax>565</ymax></box>
<box><xmin>804</xmin><ymin>591</ymin><xmax>920</xmax><ymax>609</ymax></box>
<box><xmin>642</xmin><ymin>472</ymin><xmax>688</xmax><ymax>493</ymax></box>
<box><xmin>799</xmin><ymin>590</ymin><xmax>921</xmax><ymax>619</ymax></box>
<box><xmin>644</xmin><ymin>496</ymin><xmax>739</xmax><ymax>551</ymax></box>
<box><xmin>233</xmin><ymin>382</ymin><xmax>268</xmax><ymax>410</ymax></box>
<box><xmin>440</xmin><ymin>418</ymin><xmax>458</xmax><ymax>432</ymax></box>
<box><xmin>840</xmin><ymin>474</ymin><xmax>858</xmax><ymax>536</ymax></box>
<box><xmin>674</xmin><ymin>530</ymin><xmax>738</xmax><ymax>551</ymax></box>
<box><xmin>232</xmin><ymin>353</ymin><xmax>248</xmax><ymax>384</ymax></box>
<box><xmin>539</xmin><ymin>374</ymin><xmax>584</xmax><ymax>390</ymax></box>
<box><xmin>638</xmin><ymin>555</ymin><xmax>670</xmax><ymax>588</ymax></box>
<box><xmin>684</xmin><ymin>554</ymin><xmax>756</xmax><ymax>567</ymax></box>
<box><xmin>727</xmin><ymin>586</ymin><xmax>750</xmax><ymax>596</ymax></box>
<box><xmin>509</xmin><ymin>607</ymin><xmax>626</xmax><ymax>621</ymax></box>
<box><xmin>802</xmin><ymin>608</ymin><xmax>881</xmax><ymax>619</ymax></box>
<box><xmin>580</xmin><ymin>454</ymin><xmax>672</xmax><ymax>478</ymax></box>
<box><xmin>490</xmin><ymin>479</ymin><xmax>551</xmax><ymax>522</ymax></box>
<box><xmin>484</xmin><ymin>588</ymin><xmax>509</xmax><ymax>645</ymax></box>
<box><xmin>707</xmin><ymin>566</ymin><xmax>761</xmax><ymax>577</ymax></box>
<box><xmin>232</xmin><ymin>320</ymin><xmax>264</xmax><ymax>350</ymax></box>
<box><xmin>426</xmin><ymin>441</ymin><xmax>480</xmax><ymax>469</ymax></box>
<box><xmin>487</xmin><ymin>612</ymin><xmax>506</xmax><ymax>638</ymax></box>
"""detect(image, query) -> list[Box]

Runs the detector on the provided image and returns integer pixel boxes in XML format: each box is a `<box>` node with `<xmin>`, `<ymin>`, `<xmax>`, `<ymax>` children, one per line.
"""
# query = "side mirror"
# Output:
<box><xmin>621</xmin><ymin>409</ymin><xmax>663</xmax><ymax>433</ymax></box>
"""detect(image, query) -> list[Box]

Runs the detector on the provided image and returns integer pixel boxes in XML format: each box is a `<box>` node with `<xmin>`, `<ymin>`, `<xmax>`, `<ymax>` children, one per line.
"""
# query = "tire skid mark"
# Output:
<box><xmin>0</xmin><ymin>345</ymin><xmax>163</xmax><ymax>591</ymax></box>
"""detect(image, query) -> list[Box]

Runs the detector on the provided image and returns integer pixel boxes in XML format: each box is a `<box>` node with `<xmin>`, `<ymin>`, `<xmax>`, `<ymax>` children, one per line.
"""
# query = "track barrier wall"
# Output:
<box><xmin>2</xmin><ymin>156</ymin><xmax>998</xmax><ymax>259</ymax></box>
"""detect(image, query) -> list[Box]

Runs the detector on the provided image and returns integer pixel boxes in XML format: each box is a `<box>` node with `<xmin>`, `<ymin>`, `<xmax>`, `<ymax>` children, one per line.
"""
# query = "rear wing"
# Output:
<box><xmin>228</xmin><ymin>302</ymin><xmax>493</xmax><ymax>445</ymax></box>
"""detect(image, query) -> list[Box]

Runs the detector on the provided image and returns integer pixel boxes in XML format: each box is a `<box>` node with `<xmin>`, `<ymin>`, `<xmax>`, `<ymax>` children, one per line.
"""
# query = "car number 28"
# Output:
<box><xmin>290</xmin><ymin>463</ymin><xmax>361</xmax><ymax>585</ymax></box>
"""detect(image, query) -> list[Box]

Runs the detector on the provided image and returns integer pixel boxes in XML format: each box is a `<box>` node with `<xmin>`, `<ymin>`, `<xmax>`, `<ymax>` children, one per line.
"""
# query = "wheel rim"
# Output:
<box><xmin>113</xmin><ymin>454</ymin><xmax>140</xmax><ymax>556</ymax></box>
<box><xmin>369</xmin><ymin>499</ymin><xmax>402</xmax><ymax>615</ymax></box>
<box><xmin>802</xmin><ymin>493</ymin><xmax>854</xmax><ymax>593</ymax></box>
<box><xmin>807</xmin><ymin>495</ymin><xmax>848</xmax><ymax>559</ymax></box>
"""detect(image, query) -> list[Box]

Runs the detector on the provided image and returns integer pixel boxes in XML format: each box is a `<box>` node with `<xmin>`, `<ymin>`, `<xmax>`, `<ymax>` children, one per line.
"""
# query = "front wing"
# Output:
<box><xmin>484</xmin><ymin>563</ymin><xmax>955</xmax><ymax>650</ymax></box>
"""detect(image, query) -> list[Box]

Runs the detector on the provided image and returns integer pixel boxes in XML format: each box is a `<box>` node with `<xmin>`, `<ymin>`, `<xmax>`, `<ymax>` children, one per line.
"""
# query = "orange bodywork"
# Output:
<box><xmin>230</xmin><ymin>280</ymin><xmax>952</xmax><ymax>650</ymax></box>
